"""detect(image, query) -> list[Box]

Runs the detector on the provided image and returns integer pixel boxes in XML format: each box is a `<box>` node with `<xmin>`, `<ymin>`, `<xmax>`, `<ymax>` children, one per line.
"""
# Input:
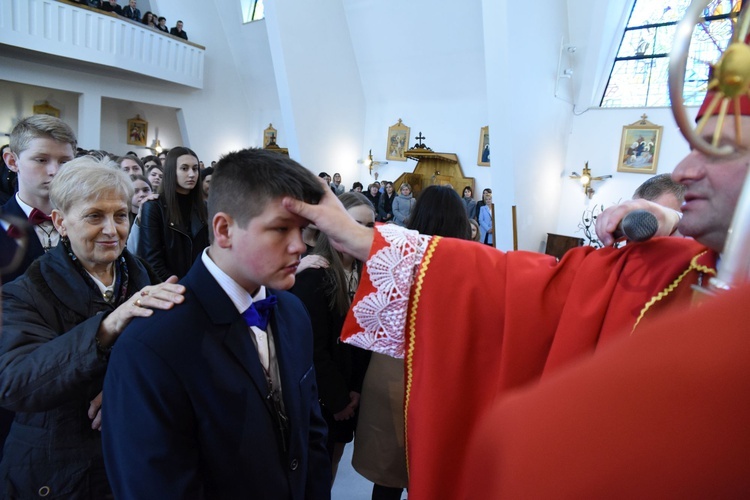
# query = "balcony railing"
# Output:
<box><xmin>0</xmin><ymin>0</ymin><xmax>205</xmax><ymax>89</ymax></box>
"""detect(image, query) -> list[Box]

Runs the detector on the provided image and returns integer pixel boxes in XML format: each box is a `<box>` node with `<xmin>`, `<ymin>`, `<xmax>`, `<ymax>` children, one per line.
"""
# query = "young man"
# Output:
<box><xmin>170</xmin><ymin>20</ymin><xmax>188</xmax><ymax>40</ymax></box>
<box><xmin>102</xmin><ymin>149</ymin><xmax>331</xmax><ymax>499</ymax></box>
<box><xmin>0</xmin><ymin>115</ymin><xmax>77</xmax><ymax>283</ymax></box>
<box><xmin>282</xmin><ymin>91</ymin><xmax>748</xmax><ymax>498</ymax></box>
<box><xmin>156</xmin><ymin>16</ymin><xmax>169</xmax><ymax>33</ymax></box>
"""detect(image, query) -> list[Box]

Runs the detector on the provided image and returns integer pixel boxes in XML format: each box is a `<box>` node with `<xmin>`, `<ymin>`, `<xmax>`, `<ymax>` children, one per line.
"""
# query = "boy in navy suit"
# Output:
<box><xmin>102</xmin><ymin>149</ymin><xmax>331</xmax><ymax>499</ymax></box>
<box><xmin>0</xmin><ymin>115</ymin><xmax>77</xmax><ymax>283</ymax></box>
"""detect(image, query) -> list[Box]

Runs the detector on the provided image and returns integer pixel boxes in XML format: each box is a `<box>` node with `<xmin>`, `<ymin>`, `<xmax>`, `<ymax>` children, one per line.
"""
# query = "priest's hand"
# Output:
<box><xmin>283</xmin><ymin>179</ymin><xmax>374</xmax><ymax>262</ymax></box>
<box><xmin>596</xmin><ymin>199</ymin><xmax>681</xmax><ymax>247</ymax></box>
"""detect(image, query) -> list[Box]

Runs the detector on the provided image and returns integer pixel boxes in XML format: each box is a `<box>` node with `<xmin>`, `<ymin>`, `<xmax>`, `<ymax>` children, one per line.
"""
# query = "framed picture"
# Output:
<box><xmin>386</xmin><ymin>119</ymin><xmax>410</xmax><ymax>161</ymax></box>
<box><xmin>477</xmin><ymin>126</ymin><xmax>490</xmax><ymax>166</ymax></box>
<box><xmin>617</xmin><ymin>116</ymin><xmax>662</xmax><ymax>174</ymax></box>
<box><xmin>127</xmin><ymin>115</ymin><xmax>148</xmax><ymax>147</ymax></box>
<box><xmin>263</xmin><ymin>123</ymin><xmax>278</xmax><ymax>147</ymax></box>
<box><xmin>33</xmin><ymin>101</ymin><xmax>60</xmax><ymax>118</ymax></box>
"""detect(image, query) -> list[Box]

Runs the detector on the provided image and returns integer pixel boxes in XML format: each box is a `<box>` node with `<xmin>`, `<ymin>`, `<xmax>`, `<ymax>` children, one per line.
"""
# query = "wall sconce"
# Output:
<box><xmin>148</xmin><ymin>138</ymin><xmax>163</xmax><ymax>154</ymax></box>
<box><xmin>570</xmin><ymin>162</ymin><xmax>612</xmax><ymax>199</ymax></box>
<box><xmin>359</xmin><ymin>149</ymin><xmax>388</xmax><ymax>176</ymax></box>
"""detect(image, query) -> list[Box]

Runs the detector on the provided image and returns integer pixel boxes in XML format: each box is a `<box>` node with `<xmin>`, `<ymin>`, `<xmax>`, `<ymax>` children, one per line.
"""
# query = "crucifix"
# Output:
<box><xmin>415</xmin><ymin>132</ymin><xmax>426</xmax><ymax>146</ymax></box>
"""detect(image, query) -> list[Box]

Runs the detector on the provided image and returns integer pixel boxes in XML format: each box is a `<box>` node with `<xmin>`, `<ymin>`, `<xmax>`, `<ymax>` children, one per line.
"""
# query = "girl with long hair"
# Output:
<box><xmin>290</xmin><ymin>192</ymin><xmax>374</xmax><ymax>485</ymax></box>
<box><xmin>137</xmin><ymin>146</ymin><xmax>208</xmax><ymax>280</ymax></box>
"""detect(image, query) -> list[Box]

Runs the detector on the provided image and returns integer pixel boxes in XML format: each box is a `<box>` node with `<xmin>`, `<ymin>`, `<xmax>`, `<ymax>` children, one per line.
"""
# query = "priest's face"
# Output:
<box><xmin>672</xmin><ymin>115</ymin><xmax>750</xmax><ymax>253</ymax></box>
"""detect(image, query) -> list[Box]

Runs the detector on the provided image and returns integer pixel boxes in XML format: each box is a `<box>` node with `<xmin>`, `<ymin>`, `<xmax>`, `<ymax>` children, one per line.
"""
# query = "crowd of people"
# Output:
<box><xmin>71</xmin><ymin>0</ymin><xmax>189</xmax><ymax>40</ymax></box>
<box><xmin>0</xmin><ymin>82</ymin><xmax>747</xmax><ymax>499</ymax></box>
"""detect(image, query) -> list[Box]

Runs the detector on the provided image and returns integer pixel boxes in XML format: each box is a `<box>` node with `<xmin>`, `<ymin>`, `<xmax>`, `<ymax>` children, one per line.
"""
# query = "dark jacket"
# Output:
<box><xmin>0</xmin><ymin>245</ymin><xmax>155</xmax><ymax>499</ymax></box>
<box><xmin>121</xmin><ymin>5</ymin><xmax>140</xmax><ymax>20</ymax></box>
<box><xmin>138</xmin><ymin>196</ymin><xmax>208</xmax><ymax>281</ymax></box>
<box><xmin>170</xmin><ymin>27</ymin><xmax>188</xmax><ymax>40</ymax></box>
<box><xmin>377</xmin><ymin>192</ymin><xmax>396</xmax><ymax>223</ymax></box>
<box><xmin>102</xmin><ymin>258</ymin><xmax>332</xmax><ymax>499</ymax></box>
<box><xmin>100</xmin><ymin>2</ymin><xmax>123</xmax><ymax>15</ymax></box>
<box><xmin>364</xmin><ymin>191</ymin><xmax>381</xmax><ymax>218</ymax></box>
<box><xmin>291</xmin><ymin>268</ymin><xmax>370</xmax><ymax>415</ymax></box>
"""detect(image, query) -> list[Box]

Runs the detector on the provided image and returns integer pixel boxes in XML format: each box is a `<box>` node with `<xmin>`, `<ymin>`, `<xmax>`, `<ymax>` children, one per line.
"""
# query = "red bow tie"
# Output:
<box><xmin>28</xmin><ymin>209</ymin><xmax>52</xmax><ymax>226</ymax></box>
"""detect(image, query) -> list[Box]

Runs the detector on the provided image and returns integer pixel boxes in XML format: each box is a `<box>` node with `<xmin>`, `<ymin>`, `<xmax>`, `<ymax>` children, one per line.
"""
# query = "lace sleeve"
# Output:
<box><xmin>342</xmin><ymin>224</ymin><xmax>431</xmax><ymax>358</ymax></box>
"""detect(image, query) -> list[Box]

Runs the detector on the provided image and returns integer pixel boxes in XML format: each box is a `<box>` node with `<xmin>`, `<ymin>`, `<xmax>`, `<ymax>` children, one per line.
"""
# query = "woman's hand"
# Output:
<box><xmin>296</xmin><ymin>255</ymin><xmax>329</xmax><ymax>274</ymax></box>
<box><xmin>96</xmin><ymin>276</ymin><xmax>185</xmax><ymax>348</ymax></box>
<box><xmin>88</xmin><ymin>392</ymin><xmax>103</xmax><ymax>431</ymax></box>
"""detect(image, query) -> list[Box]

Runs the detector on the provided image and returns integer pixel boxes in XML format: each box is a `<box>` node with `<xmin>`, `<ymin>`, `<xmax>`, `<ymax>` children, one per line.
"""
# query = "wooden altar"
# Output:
<box><xmin>391</xmin><ymin>149</ymin><xmax>475</xmax><ymax>198</ymax></box>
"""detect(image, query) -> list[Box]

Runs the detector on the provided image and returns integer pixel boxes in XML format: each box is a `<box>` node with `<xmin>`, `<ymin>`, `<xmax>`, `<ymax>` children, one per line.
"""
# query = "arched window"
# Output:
<box><xmin>601</xmin><ymin>0</ymin><xmax>742</xmax><ymax>108</ymax></box>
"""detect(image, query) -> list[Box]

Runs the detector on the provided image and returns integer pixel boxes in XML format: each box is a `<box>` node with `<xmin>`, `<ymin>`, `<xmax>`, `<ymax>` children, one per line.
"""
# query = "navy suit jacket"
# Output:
<box><xmin>0</xmin><ymin>197</ymin><xmax>45</xmax><ymax>284</ymax></box>
<box><xmin>102</xmin><ymin>258</ymin><xmax>331</xmax><ymax>499</ymax></box>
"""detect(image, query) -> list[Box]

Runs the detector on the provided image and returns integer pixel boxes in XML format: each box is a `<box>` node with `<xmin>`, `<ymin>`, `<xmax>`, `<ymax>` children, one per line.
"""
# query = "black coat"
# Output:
<box><xmin>138</xmin><ymin>196</ymin><xmax>208</xmax><ymax>281</ymax></box>
<box><xmin>290</xmin><ymin>267</ymin><xmax>370</xmax><ymax>445</ymax></box>
<box><xmin>0</xmin><ymin>245</ymin><xmax>155</xmax><ymax>499</ymax></box>
<box><xmin>377</xmin><ymin>192</ymin><xmax>396</xmax><ymax>223</ymax></box>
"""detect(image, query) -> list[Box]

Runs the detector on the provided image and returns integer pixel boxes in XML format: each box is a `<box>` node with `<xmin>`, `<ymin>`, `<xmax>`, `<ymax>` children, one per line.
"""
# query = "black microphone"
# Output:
<box><xmin>613</xmin><ymin>209</ymin><xmax>658</xmax><ymax>242</ymax></box>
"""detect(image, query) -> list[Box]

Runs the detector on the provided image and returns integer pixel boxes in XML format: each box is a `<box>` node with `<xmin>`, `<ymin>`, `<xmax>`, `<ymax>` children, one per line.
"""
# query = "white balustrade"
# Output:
<box><xmin>0</xmin><ymin>0</ymin><xmax>205</xmax><ymax>89</ymax></box>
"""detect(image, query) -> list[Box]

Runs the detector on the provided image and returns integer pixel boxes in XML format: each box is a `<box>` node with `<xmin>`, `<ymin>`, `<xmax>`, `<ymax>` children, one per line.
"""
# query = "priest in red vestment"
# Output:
<box><xmin>284</xmin><ymin>90</ymin><xmax>749</xmax><ymax>498</ymax></box>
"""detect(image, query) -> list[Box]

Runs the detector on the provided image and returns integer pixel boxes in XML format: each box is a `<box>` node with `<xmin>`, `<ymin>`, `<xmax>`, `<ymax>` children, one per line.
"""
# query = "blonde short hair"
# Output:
<box><xmin>50</xmin><ymin>156</ymin><xmax>134</xmax><ymax>213</ymax></box>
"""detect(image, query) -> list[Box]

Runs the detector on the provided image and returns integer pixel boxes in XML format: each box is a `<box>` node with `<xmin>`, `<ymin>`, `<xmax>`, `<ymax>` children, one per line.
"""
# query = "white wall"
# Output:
<box><xmin>264</xmin><ymin>0</ymin><xmax>366</xmax><ymax>178</ymax></box>
<box><xmin>556</xmin><ymin>106</ymin><xmax>696</xmax><ymax>241</ymax></box>
<box><xmin>0</xmin><ymin>0</ymin><xmax>264</xmax><ymax>163</ymax></box>
<box><xmin>0</xmin><ymin>80</ymin><xmax>80</xmax><ymax>139</ymax></box>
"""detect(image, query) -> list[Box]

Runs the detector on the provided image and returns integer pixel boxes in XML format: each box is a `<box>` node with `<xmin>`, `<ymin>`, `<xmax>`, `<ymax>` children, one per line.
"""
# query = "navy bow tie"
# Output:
<box><xmin>241</xmin><ymin>295</ymin><xmax>277</xmax><ymax>330</ymax></box>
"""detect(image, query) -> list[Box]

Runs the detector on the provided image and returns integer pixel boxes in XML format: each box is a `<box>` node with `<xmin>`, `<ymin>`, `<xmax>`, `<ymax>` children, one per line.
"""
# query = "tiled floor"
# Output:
<box><xmin>332</xmin><ymin>442</ymin><xmax>372</xmax><ymax>499</ymax></box>
<box><xmin>331</xmin><ymin>441</ymin><xmax>407</xmax><ymax>500</ymax></box>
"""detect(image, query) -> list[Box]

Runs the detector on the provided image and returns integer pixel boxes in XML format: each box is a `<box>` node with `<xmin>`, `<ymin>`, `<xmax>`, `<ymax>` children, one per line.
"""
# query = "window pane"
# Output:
<box><xmin>602</xmin><ymin>0</ymin><xmax>742</xmax><ymax>108</ymax></box>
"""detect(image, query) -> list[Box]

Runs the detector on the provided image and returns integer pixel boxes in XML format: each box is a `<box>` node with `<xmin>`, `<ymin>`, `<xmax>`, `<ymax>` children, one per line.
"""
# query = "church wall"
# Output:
<box><xmin>264</xmin><ymin>0</ymin><xmax>366</xmax><ymax>178</ymax></box>
<box><xmin>555</xmin><ymin>106</ymin><xmax>695</xmax><ymax>243</ymax></box>
<box><xmin>481</xmin><ymin>0</ymin><xmax>573</xmax><ymax>252</ymax></box>
<box><xmin>0</xmin><ymin>0</ymin><xmax>264</xmax><ymax>163</ymax></box>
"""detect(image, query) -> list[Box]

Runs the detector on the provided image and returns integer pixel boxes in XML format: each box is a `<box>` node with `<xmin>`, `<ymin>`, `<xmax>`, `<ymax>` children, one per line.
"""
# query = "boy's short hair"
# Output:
<box><xmin>633</xmin><ymin>173</ymin><xmax>686</xmax><ymax>203</ymax></box>
<box><xmin>9</xmin><ymin>115</ymin><xmax>77</xmax><ymax>156</ymax></box>
<box><xmin>209</xmin><ymin>148</ymin><xmax>325</xmax><ymax>229</ymax></box>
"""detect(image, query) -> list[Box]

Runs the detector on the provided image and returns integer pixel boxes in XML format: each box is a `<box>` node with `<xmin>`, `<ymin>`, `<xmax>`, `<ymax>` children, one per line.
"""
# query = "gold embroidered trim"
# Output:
<box><xmin>631</xmin><ymin>251</ymin><xmax>716</xmax><ymax>334</ymax></box>
<box><xmin>403</xmin><ymin>235</ymin><xmax>440</xmax><ymax>477</ymax></box>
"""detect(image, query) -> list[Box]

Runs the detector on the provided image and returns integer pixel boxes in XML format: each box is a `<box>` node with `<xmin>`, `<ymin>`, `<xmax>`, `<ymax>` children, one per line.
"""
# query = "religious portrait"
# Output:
<box><xmin>127</xmin><ymin>115</ymin><xmax>148</xmax><ymax>147</ymax></box>
<box><xmin>477</xmin><ymin>126</ymin><xmax>490</xmax><ymax>166</ymax></box>
<box><xmin>386</xmin><ymin>119</ymin><xmax>410</xmax><ymax>161</ymax></box>
<box><xmin>263</xmin><ymin>123</ymin><xmax>278</xmax><ymax>148</ymax></box>
<box><xmin>617</xmin><ymin>117</ymin><xmax>662</xmax><ymax>174</ymax></box>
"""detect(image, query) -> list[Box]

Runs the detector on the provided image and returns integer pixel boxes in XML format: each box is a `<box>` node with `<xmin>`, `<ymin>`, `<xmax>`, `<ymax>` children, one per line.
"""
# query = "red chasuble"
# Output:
<box><xmin>341</xmin><ymin>225</ymin><xmax>716</xmax><ymax>500</ymax></box>
<box><xmin>462</xmin><ymin>283</ymin><xmax>750</xmax><ymax>498</ymax></box>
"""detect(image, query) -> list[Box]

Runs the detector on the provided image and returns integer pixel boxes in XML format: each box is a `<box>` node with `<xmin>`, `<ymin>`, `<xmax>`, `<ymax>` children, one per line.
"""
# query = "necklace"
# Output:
<box><xmin>36</xmin><ymin>223</ymin><xmax>55</xmax><ymax>252</ymax></box>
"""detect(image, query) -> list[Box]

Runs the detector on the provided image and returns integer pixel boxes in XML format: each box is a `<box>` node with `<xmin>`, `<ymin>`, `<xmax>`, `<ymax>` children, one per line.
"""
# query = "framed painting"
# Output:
<box><xmin>127</xmin><ymin>115</ymin><xmax>148</xmax><ymax>147</ymax></box>
<box><xmin>477</xmin><ymin>126</ymin><xmax>490</xmax><ymax>166</ymax></box>
<box><xmin>263</xmin><ymin>123</ymin><xmax>278</xmax><ymax>147</ymax></box>
<box><xmin>386</xmin><ymin>119</ymin><xmax>410</xmax><ymax>161</ymax></box>
<box><xmin>33</xmin><ymin>101</ymin><xmax>60</xmax><ymax>118</ymax></box>
<box><xmin>617</xmin><ymin>116</ymin><xmax>662</xmax><ymax>174</ymax></box>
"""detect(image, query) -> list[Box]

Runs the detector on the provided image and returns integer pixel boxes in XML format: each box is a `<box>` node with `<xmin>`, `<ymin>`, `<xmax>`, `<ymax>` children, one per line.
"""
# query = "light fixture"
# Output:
<box><xmin>358</xmin><ymin>149</ymin><xmax>388</xmax><ymax>176</ymax></box>
<box><xmin>570</xmin><ymin>162</ymin><xmax>612</xmax><ymax>199</ymax></box>
<box><xmin>148</xmin><ymin>138</ymin><xmax>163</xmax><ymax>154</ymax></box>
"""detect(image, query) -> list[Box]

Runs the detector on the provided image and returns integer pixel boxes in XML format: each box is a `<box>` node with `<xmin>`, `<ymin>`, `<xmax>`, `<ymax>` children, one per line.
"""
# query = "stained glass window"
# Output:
<box><xmin>601</xmin><ymin>0</ymin><xmax>742</xmax><ymax>107</ymax></box>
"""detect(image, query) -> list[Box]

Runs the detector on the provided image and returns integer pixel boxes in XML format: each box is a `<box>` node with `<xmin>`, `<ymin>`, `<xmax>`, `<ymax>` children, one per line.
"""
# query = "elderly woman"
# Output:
<box><xmin>0</xmin><ymin>156</ymin><xmax>185</xmax><ymax>498</ymax></box>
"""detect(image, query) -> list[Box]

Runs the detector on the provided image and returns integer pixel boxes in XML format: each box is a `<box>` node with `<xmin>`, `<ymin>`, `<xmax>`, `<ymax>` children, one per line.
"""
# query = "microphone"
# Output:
<box><xmin>613</xmin><ymin>209</ymin><xmax>658</xmax><ymax>242</ymax></box>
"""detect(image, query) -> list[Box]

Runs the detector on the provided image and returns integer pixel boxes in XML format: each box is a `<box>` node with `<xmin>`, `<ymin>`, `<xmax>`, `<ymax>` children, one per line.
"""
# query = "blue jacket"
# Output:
<box><xmin>102</xmin><ymin>258</ymin><xmax>331</xmax><ymax>499</ymax></box>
